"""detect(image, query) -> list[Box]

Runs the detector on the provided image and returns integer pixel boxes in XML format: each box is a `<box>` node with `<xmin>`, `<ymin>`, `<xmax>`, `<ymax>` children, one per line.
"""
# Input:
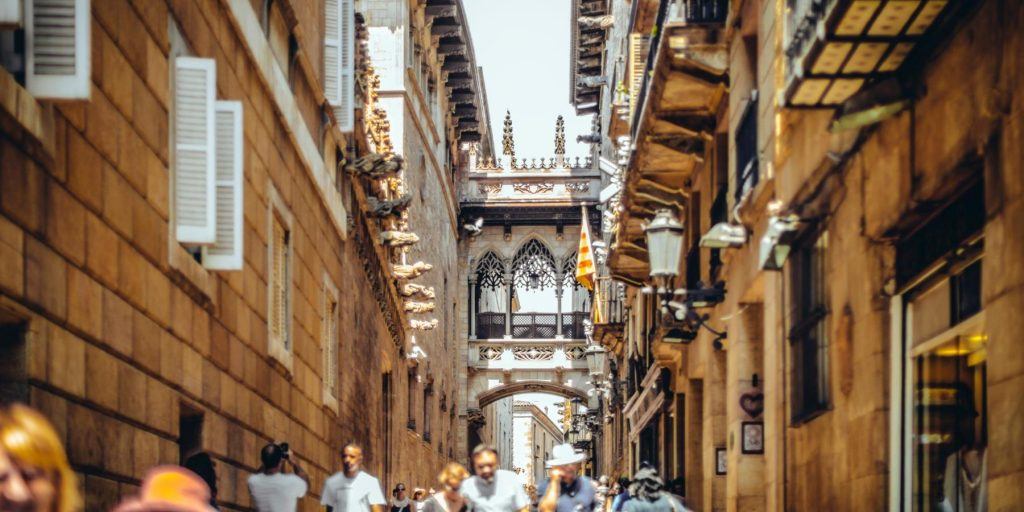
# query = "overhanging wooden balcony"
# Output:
<box><xmin>784</xmin><ymin>0</ymin><xmax>961</xmax><ymax>108</ymax></box>
<box><xmin>609</xmin><ymin>3</ymin><xmax>727</xmax><ymax>284</ymax></box>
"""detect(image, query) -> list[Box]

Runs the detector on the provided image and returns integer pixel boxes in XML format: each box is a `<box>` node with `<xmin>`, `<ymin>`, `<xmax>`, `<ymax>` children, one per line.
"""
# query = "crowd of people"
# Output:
<box><xmin>0</xmin><ymin>402</ymin><xmax>690</xmax><ymax>512</ymax></box>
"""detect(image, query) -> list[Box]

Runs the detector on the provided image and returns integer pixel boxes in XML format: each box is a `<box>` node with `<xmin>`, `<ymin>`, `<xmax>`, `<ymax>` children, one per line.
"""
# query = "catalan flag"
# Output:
<box><xmin>575</xmin><ymin>206</ymin><xmax>596</xmax><ymax>291</ymax></box>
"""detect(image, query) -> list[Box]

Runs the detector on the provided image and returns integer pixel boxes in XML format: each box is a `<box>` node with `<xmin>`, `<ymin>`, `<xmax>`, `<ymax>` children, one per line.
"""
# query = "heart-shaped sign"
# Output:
<box><xmin>739</xmin><ymin>391</ymin><xmax>764</xmax><ymax>418</ymax></box>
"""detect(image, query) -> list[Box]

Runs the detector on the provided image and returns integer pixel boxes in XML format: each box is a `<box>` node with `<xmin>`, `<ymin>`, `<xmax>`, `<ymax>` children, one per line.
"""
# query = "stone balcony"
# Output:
<box><xmin>468</xmin><ymin>339</ymin><xmax>590</xmax><ymax>371</ymax></box>
<box><xmin>460</xmin><ymin>155</ymin><xmax>602</xmax><ymax>206</ymax></box>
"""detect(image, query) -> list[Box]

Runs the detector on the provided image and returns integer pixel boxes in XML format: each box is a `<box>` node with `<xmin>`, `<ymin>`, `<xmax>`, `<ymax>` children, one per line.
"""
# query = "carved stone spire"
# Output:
<box><xmin>502</xmin><ymin>110</ymin><xmax>515</xmax><ymax>158</ymax></box>
<box><xmin>554</xmin><ymin>115</ymin><xmax>566</xmax><ymax>156</ymax></box>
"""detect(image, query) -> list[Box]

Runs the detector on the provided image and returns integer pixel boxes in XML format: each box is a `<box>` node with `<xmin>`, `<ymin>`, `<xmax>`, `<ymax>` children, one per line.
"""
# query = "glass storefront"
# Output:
<box><xmin>902</xmin><ymin>251</ymin><xmax>987</xmax><ymax>512</ymax></box>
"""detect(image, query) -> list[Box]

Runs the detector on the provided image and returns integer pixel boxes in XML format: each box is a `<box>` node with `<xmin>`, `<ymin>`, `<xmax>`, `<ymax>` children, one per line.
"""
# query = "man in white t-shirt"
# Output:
<box><xmin>248</xmin><ymin>442</ymin><xmax>309</xmax><ymax>512</ymax></box>
<box><xmin>461</xmin><ymin>444</ymin><xmax>530</xmax><ymax>512</ymax></box>
<box><xmin>322</xmin><ymin>443</ymin><xmax>387</xmax><ymax>512</ymax></box>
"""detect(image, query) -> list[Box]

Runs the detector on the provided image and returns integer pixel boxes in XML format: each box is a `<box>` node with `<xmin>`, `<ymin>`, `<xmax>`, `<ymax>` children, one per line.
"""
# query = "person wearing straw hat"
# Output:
<box><xmin>537</xmin><ymin>444</ymin><xmax>598</xmax><ymax>512</ymax></box>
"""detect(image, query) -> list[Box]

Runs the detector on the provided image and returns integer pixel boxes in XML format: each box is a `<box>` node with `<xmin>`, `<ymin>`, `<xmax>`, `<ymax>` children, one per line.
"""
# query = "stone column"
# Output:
<box><xmin>503</xmin><ymin>262</ymin><xmax>513</xmax><ymax>338</ymax></box>
<box><xmin>555</xmin><ymin>271</ymin><xmax>565</xmax><ymax>338</ymax></box>
<box><xmin>468</xmin><ymin>275</ymin><xmax>477</xmax><ymax>339</ymax></box>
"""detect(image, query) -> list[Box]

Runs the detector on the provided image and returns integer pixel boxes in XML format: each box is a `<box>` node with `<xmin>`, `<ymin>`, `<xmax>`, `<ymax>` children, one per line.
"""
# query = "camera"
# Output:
<box><xmin>279</xmin><ymin>442</ymin><xmax>290</xmax><ymax>459</ymax></box>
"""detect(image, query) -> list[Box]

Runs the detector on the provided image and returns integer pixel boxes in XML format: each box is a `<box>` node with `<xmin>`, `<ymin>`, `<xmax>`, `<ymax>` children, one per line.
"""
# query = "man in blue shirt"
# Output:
<box><xmin>537</xmin><ymin>444</ymin><xmax>597</xmax><ymax>512</ymax></box>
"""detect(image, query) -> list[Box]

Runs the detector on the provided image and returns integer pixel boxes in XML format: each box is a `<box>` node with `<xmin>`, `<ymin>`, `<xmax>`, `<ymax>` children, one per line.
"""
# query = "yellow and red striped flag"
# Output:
<box><xmin>575</xmin><ymin>206</ymin><xmax>596</xmax><ymax>291</ymax></box>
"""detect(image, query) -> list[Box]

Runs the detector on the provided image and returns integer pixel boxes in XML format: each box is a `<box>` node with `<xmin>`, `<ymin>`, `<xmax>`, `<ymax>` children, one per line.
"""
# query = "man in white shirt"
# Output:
<box><xmin>461</xmin><ymin>444</ymin><xmax>530</xmax><ymax>512</ymax></box>
<box><xmin>248</xmin><ymin>442</ymin><xmax>309</xmax><ymax>512</ymax></box>
<box><xmin>322</xmin><ymin>443</ymin><xmax>387</xmax><ymax>512</ymax></box>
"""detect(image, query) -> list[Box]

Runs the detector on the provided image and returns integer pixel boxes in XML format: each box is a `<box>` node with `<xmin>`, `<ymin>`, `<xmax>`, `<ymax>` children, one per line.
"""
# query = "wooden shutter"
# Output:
<box><xmin>173</xmin><ymin>57</ymin><xmax>217</xmax><ymax>244</ymax></box>
<box><xmin>628</xmin><ymin>33</ymin><xmax>650</xmax><ymax>120</ymax></box>
<box><xmin>270</xmin><ymin>217</ymin><xmax>290</xmax><ymax>350</ymax></box>
<box><xmin>202</xmin><ymin>101</ymin><xmax>244</xmax><ymax>270</ymax></box>
<box><xmin>25</xmin><ymin>0</ymin><xmax>91</xmax><ymax>99</ymax></box>
<box><xmin>324</xmin><ymin>0</ymin><xmax>341</xmax><ymax>105</ymax></box>
<box><xmin>334</xmin><ymin>0</ymin><xmax>355</xmax><ymax>132</ymax></box>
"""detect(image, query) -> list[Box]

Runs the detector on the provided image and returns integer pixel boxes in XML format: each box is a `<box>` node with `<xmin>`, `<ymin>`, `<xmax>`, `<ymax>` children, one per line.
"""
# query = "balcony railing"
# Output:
<box><xmin>475</xmin><ymin>312</ymin><xmax>590</xmax><ymax>339</ymax></box>
<box><xmin>668</xmin><ymin>0</ymin><xmax>727</xmax><ymax>25</ymax></box>
<box><xmin>476</xmin><ymin>312</ymin><xmax>506</xmax><ymax>339</ymax></box>
<box><xmin>561</xmin><ymin>312</ymin><xmax>589</xmax><ymax>339</ymax></box>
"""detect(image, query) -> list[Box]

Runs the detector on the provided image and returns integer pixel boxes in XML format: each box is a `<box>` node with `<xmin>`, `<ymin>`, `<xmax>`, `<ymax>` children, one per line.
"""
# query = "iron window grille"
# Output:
<box><xmin>735</xmin><ymin>91</ymin><xmax>759</xmax><ymax>201</ymax></box>
<box><xmin>789</xmin><ymin>228</ymin><xmax>830</xmax><ymax>424</ymax></box>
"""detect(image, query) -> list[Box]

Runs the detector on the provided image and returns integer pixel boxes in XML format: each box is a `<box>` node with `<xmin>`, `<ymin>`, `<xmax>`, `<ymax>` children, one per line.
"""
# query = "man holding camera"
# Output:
<box><xmin>248</xmin><ymin>442</ymin><xmax>309</xmax><ymax>512</ymax></box>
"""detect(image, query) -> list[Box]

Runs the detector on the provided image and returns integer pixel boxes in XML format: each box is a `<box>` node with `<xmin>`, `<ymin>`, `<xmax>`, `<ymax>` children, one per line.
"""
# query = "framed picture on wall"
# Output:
<box><xmin>715</xmin><ymin>447</ymin><xmax>727</xmax><ymax>475</ymax></box>
<box><xmin>741</xmin><ymin>421</ymin><xmax>764</xmax><ymax>454</ymax></box>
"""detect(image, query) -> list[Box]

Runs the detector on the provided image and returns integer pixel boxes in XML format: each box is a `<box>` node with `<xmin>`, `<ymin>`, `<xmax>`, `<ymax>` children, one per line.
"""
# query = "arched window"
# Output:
<box><xmin>512</xmin><ymin>239</ymin><xmax>557</xmax><ymax>291</ymax></box>
<box><xmin>474</xmin><ymin>252</ymin><xmax>507</xmax><ymax>338</ymax></box>
<box><xmin>475</xmin><ymin>251</ymin><xmax>505</xmax><ymax>290</ymax></box>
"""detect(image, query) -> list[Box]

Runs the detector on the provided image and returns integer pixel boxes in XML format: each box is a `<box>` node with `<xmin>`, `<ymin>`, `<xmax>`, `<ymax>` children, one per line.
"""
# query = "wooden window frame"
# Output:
<box><xmin>267</xmin><ymin>185</ymin><xmax>294</xmax><ymax>371</ymax></box>
<box><xmin>322</xmin><ymin>274</ymin><xmax>340</xmax><ymax>412</ymax></box>
<box><xmin>788</xmin><ymin>227</ymin><xmax>830</xmax><ymax>424</ymax></box>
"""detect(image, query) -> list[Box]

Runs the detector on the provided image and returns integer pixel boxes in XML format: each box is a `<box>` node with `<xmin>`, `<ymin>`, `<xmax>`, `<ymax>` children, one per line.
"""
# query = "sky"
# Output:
<box><xmin>462</xmin><ymin>0</ymin><xmax>590</xmax><ymax>431</ymax></box>
<box><xmin>463</xmin><ymin>0</ymin><xmax>595</xmax><ymax>160</ymax></box>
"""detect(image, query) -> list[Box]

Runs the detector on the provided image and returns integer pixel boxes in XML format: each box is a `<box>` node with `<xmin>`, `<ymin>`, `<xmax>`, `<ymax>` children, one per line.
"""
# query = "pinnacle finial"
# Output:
<box><xmin>554</xmin><ymin>115</ymin><xmax>566</xmax><ymax>156</ymax></box>
<box><xmin>502</xmin><ymin>110</ymin><xmax>515</xmax><ymax>157</ymax></box>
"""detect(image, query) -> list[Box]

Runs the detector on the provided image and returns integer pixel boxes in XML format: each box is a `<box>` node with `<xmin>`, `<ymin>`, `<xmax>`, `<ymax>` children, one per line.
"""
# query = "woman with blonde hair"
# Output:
<box><xmin>0</xmin><ymin>403</ymin><xmax>82</xmax><ymax>512</ymax></box>
<box><xmin>421</xmin><ymin>463</ymin><xmax>471</xmax><ymax>512</ymax></box>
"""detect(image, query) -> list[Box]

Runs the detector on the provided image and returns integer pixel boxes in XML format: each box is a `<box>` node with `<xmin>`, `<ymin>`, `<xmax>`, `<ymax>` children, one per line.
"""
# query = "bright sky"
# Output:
<box><xmin>463</xmin><ymin>0</ymin><xmax>594</xmax><ymax>160</ymax></box>
<box><xmin>463</xmin><ymin>0</ymin><xmax>590</xmax><ymax>430</ymax></box>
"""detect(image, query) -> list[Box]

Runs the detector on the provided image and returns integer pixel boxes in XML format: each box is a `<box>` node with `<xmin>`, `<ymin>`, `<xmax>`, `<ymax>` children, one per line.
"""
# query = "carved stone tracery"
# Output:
<box><xmin>513</xmin><ymin>182</ymin><xmax>555</xmax><ymax>194</ymax></box>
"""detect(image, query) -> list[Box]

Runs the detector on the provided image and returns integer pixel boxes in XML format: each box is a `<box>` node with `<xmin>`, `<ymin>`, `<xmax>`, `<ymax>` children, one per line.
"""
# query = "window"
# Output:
<box><xmin>734</xmin><ymin>91</ymin><xmax>759</xmax><ymax>201</ymax></box>
<box><xmin>171</xmin><ymin>47</ymin><xmax>244</xmax><ymax>270</ymax></box>
<box><xmin>178</xmin><ymin>404</ymin><xmax>203</xmax><ymax>463</ymax></box>
<box><xmin>267</xmin><ymin>190</ymin><xmax>293</xmax><ymax>368</ymax></box>
<box><xmin>0</xmin><ymin>0</ymin><xmax>91</xmax><ymax>99</ymax></box>
<box><xmin>895</xmin><ymin>179</ymin><xmax>987</xmax><ymax>512</ymax></box>
<box><xmin>423</xmin><ymin>384</ymin><xmax>432</xmax><ymax>442</ymax></box>
<box><xmin>788</xmin><ymin>229</ymin><xmax>829</xmax><ymax>423</ymax></box>
<box><xmin>324</xmin><ymin>0</ymin><xmax>354</xmax><ymax>132</ymax></box>
<box><xmin>407</xmin><ymin>370</ymin><xmax>417</xmax><ymax>430</ymax></box>
<box><xmin>322</xmin><ymin>276</ymin><xmax>340</xmax><ymax>411</ymax></box>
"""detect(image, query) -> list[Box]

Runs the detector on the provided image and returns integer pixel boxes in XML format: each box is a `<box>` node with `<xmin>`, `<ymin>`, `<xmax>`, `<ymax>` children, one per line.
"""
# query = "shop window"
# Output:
<box><xmin>904</xmin><ymin>253</ymin><xmax>986</xmax><ymax>512</ymax></box>
<box><xmin>788</xmin><ymin>229</ymin><xmax>829</xmax><ymax>423</ymax></box>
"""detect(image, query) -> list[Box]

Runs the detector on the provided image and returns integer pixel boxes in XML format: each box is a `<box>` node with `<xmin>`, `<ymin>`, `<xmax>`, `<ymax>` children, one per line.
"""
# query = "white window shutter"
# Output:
<box><xmin>323</xmin><ymin>0</ymin><xmax>341</xmax><ymax>105</ymax></box>
<box><xmin>335</xmin><ymin>0</ymin><xmax>355</xmax><ymax>132</ymax></box>
<box><xmin>203</xmin><ymin>101</ymin><xmax>244</xmax><ymax>270</ymax></box>
<box><xmin>0</xmin><ymin>0</ymin><xmax>22</xmax><ymax>27</ymax></box>
<box><xmin>174</xmin><ymin>57</ymin><xmax>217</xmax><ymax>244</ymax></box>
<box><xmin>25</xmin><ymin>0</ymin><xmax>91</xmax><ymax>99</ymax></box>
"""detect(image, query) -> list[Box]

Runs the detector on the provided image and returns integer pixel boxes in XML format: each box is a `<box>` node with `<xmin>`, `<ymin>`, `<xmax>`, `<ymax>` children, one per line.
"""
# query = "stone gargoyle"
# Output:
<box><xmin>404</xmin><ymin>301</ymin><xmax>435</xmax><ymax>314</ymax></box>
<box><xmin>381</xmin><ymin>230</ymin><xmax>420</xmax><ymax>247</ymax></box>
<box><xmin>410</xmin><ymin>319</ymin><xmax>439</xmax><ymax>331</ymax></box>
<box><xmin>393</xmin><ymin>261</ymin><xmax>433</xmax><ymax>279</ymax></box>
<box><xmin>367</xmin><ymin>194</ymin><xmax>412</xmax><ymax>217</ymax></box>
<box><xmin>401</xmin><ymin>283</ymin><xmax>436</xmax><ymax>299</ymax></box>
<box><xmin>343</xmin><ymin>153</ymin><xmax>404</xmax><ymax>179</ymax></box>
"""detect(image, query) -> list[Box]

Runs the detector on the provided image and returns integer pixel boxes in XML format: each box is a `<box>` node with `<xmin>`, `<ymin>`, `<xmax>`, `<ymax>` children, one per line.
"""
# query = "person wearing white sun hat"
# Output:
<box><xmin>537</xmin><ymin>444</ymin><xmax>598</xmax><ymax>512</ymax></box>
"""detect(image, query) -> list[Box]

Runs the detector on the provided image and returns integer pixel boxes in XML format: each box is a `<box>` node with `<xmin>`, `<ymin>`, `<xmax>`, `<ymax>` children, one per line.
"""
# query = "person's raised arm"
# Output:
<box><xmin>538</xmin><ymin>469</ymin><xmax>563</xmax><ymax>512</ymax></box>
<box><xmin>289</xmin><ymin>457</ymin><xmax>309</xmax><ymax>483</ymax></box>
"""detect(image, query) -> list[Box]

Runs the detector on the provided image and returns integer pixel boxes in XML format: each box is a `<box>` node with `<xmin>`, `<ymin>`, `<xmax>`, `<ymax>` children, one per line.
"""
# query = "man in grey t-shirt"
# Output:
<box><xmin>461</xmin><ymin>444</ymin><xmax>530</xmax><ymax>512</ymax></box>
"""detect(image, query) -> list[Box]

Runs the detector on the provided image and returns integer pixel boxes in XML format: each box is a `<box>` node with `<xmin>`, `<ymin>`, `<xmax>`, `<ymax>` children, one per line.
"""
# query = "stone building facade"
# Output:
<box><xmin>0</xmin><ymin>0</ymin><xmax>484</xmax><ymax>508</ymax></box>
<box><xmin>581</xmin><ymin>0</ymin><xmax>1024</xmax><ymax>511</ymax></box>
<box><xmin>512</xmin><ymin>401</ymin><xmax>563</xmax><ymax>491</ymax></box>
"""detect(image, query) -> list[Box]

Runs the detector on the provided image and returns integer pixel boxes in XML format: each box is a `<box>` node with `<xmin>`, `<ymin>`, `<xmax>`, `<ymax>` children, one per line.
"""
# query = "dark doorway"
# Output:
<box><xmin>178</xmin><ymin>404</ymin><xmax>204</xmax><ymax>463</ymax></box>
<box><xmin>0</xmin><ymin>316</ymin><xmax>28</xmax><ymax>404</ymax></box>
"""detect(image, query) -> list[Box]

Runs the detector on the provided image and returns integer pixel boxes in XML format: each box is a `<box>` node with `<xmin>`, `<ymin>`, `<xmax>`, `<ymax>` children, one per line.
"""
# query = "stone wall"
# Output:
<box><xmin>0</xmin><ymin>0</ymin><xmax>461</xmax><ymax>509</ymax></box>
